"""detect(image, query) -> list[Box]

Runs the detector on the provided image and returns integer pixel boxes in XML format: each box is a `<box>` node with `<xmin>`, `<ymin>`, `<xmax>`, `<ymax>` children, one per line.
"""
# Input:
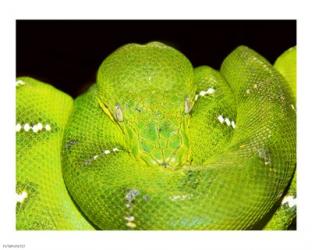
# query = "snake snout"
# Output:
<box><xmin>132</xmin><ymin>117</ymin><xmax>190</xmax><ymax>169</ymax></box>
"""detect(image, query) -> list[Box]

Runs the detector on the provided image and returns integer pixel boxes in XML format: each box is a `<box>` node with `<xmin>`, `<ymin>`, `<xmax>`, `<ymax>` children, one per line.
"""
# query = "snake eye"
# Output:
<box><xmin>114</xmin><ymin>104</ymin><xmax>123</xmax><ymax>122</ymax></box>
<box><xmin>184</xmin><ymin>96</ymin><xmax>193</xmax><ymax>114</ymax></box>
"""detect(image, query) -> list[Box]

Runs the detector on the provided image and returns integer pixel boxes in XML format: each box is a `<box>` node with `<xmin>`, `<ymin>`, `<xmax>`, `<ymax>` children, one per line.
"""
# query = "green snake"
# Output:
<box><xmin>16</xmin><ymin>42</ymin><xmax>296</xmax><ymax>230</ymax></box>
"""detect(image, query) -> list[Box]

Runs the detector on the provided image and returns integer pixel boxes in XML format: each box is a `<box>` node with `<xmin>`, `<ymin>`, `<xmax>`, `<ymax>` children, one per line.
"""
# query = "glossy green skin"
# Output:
<box><xmin>16</xmin><ymin>42</ymin><xmax>296</xmax><ymax>230</ymax></box>
<box><xmin>16</xmin><ymin>78</ymin><xmax>94</xmax><ymax>230</ymax></box>
<box><xmin>274</xmin><ymin>47</ymin><xmax>296</xmax><ymax>99</ymax></box>
<box><xmin>263</xmin><ymin>46</ymin><xmax>297</xmax><ymax>230</ymax></box>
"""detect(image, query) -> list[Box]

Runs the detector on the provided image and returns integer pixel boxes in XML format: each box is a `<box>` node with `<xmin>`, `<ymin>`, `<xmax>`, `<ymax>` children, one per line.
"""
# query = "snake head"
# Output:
<box><xmin>96</xmin><ymin>42</ymin><xmax>196</xmax><ymax>168</ymax></box>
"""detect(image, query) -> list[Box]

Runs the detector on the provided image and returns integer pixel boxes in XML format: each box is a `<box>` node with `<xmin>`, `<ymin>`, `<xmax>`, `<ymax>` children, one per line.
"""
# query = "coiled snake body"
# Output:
<box><xmin>16</xmin><ymin>42</ymin><xmax>296</xmax><ymax>230</ymax></box>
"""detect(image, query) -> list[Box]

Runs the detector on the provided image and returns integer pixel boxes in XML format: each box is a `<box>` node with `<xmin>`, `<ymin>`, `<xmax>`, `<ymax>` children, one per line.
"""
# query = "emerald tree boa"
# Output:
<box><xmin>16</xmin><ymin>42</ymin><xmax>296</xmax><ymax>230</ymax></box>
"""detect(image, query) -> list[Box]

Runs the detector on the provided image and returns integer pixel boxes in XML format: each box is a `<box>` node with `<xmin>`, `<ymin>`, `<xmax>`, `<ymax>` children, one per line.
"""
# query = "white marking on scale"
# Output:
<box><xmin>225</xmin><ymin>118</ymin><xmax>231</xmax><ymax>126</ymax></box>
<box><xmin>125</xmin><ymin>189</ymin><xmax>140</xmax><ymax>202</ymax></box>
<box><xmin>45</xmin><ymin>124</ymin><xmax>51</xmax><ymax>131</ymax></box>
<box><xmin>16</xmin><ymin>80</ymin><xmax>25</xmax><ymax>86</ymax></box>
<box><xmin>23</xmin><ymin>123</ymin><xmax>31</xmax><ymax>132</ymax></box>
<box><xmin>281</xmin><ymin>195</ymin><xmax>296</xmax><ymax>208</ymax></box>
<box><xmin>217</xmin><ymin>115</ymin><xmax>225</xmax><ymax>124</ymax></box>
<box><xmin>16</xmin><ymin>123</ymin><xmax>22</xmax><ymax>132</ymax></box>
<box><xmin>37</xmin><ymin>123</ymin><xmax>43</xmax><ymax>130</ymax></box>
<box><xmin>231</xmin><ymin>120</ymin><xmax>236</xmax><ymax>128</ymax></box>
<box><xmin>170</xmin><ymin>194</ymin><xmax>192</xmax><ymax>201</ymax></box>
<box><xmin>246</xmin><ymin>89</ymin><xmax>251</xmax><ymax>94</ymax></box>
<box><xmin>89</xmin><ymin>147</ymin><xmax>121</xmax><ymax>164</ymax></box>
<box><xmin>206</xmin><ymin>87</ymin><xmax>215</xmax><ymax>94</ymax></box>
<box><xmin>199</xmin><ymin>90</ymin><xmax>206</xmax><ymax>96</ymax></box>
<box><xmin>16</xmin><ymin>191</ymin><xmax>28</xmax><ymax>203</ymax></box>
<box><xmin>126</xmin><ymin>222</ymin><xmax>136</xmax><ymax>228</ymax></box>
<box><xmin>32</xmin><ymin>124</ymin><xmax>39</xmax><ymax>133</ymax></box>
<box><xmin>124</xmin><ymin>216</ymin><xmax>135</xmax><ymax>222</ymax></box>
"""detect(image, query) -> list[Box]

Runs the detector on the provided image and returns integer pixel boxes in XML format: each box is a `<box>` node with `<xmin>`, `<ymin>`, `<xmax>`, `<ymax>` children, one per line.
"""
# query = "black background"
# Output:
<box><xmin>16</xmin><ymin>20</ymin><xmax>296</xmax><ymax>98</ymax></box>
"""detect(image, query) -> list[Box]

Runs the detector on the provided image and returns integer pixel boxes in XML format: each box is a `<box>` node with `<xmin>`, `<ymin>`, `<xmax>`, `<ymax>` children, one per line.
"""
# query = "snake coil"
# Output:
<box><xmin>16</xmin><ymin>42</ymin><xmax>296</xmax><ymax>230</ymax></box>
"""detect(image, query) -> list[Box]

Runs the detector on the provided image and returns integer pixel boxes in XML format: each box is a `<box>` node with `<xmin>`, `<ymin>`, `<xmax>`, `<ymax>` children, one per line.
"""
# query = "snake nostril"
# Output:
<box><xmin>135</xmin><ymin>107</ymin><xmax>142</xmax><ymax>112</ymax></box>
<box><xmin>159</xmin><ymin>161</ymin><xmax>169</xmax><ymax>167</ymax></box>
